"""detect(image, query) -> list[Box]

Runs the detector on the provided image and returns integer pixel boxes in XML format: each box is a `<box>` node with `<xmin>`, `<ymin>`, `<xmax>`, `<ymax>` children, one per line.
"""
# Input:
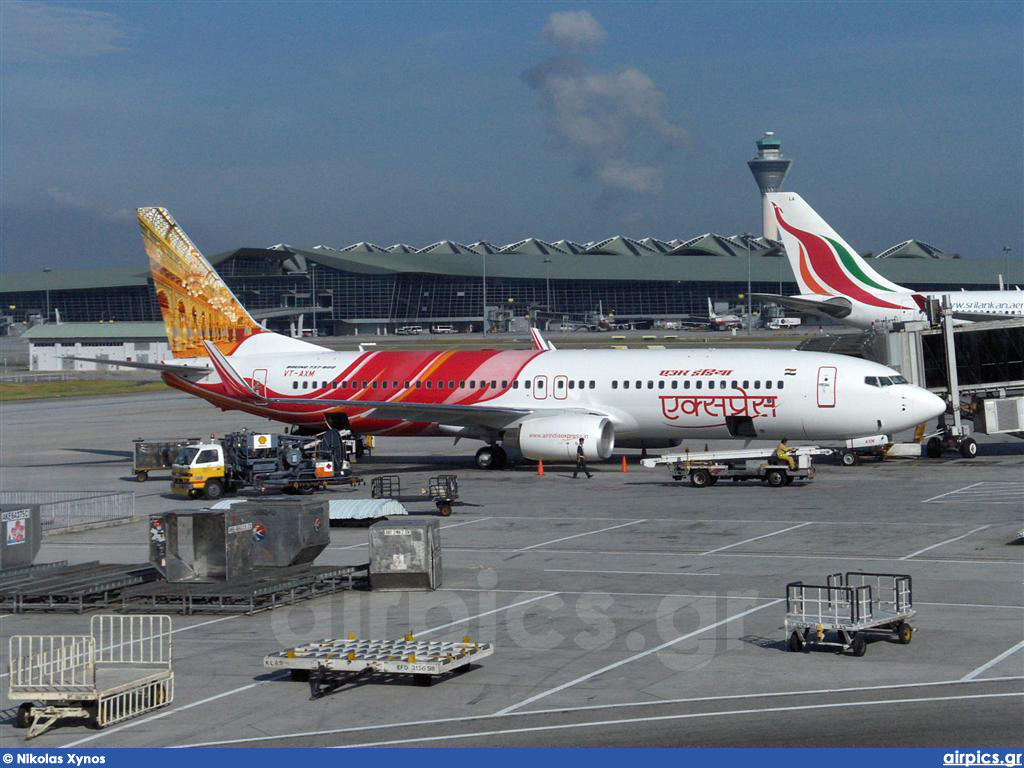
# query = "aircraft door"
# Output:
<box><xmin>816</xmin><ymin>366</ymin><xmax>836</xmax><ymax>408</ymax></box>
<box><xmin>533</xmin><ymin>375</ymin><xmax>548</xmax><ymax>400</ymax></box>
<box><xmin>251</xmin><ymin>368</ymin><xmax>268</xmax><ymax>398</ymax></box>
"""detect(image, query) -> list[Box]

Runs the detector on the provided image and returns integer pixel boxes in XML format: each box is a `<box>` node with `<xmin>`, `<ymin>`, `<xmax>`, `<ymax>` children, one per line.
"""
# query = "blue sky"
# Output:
<box><xmin>1</xmin><ymin>1</ymin><xmax>1021</xmax><ymax>274</ymax></box>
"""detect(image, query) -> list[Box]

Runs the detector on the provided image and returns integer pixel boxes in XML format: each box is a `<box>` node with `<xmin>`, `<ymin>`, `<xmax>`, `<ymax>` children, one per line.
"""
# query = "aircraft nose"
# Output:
<box><xmin>910</xmin><ymin>388</ymin><xmax>946</xmax><ymax>424</ymax></box>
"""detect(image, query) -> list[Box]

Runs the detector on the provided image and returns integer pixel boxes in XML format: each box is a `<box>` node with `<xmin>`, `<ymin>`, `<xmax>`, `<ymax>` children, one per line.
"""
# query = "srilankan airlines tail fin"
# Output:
<box><xmin>765</xmin><ymin>192</ymin><xmax>909</xmax><ymax>299</ymax></box>
<box><xmin>139</xmin><ymin>207</ymin><xmax>327</xmax><ymax>359</ymax></box>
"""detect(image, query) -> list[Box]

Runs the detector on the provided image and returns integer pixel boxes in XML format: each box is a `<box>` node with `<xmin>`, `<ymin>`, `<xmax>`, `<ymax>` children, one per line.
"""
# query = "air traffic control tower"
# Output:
<box><xmin>747</xmin><ymin>132</ymin><xmax>792</xmax><ymax>240</ymax></box>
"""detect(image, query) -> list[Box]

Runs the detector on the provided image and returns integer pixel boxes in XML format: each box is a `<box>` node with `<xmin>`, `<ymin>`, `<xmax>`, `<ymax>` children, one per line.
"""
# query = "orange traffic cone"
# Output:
<box><xmin>621</xmin><ymin>455</ymin><xmax>628</xmax><ymax>473</ymax></box>
<box><xmin>537</xmin><ymin>459</ymin><xmax>545</xmax><ymax>476</ymax></box>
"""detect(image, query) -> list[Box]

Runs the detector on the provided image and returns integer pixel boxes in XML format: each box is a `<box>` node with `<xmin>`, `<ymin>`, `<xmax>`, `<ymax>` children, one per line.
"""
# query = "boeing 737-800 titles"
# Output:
<box><xmin>754</xmin><ymin>192</ymin><xmax>1024</xmax><ymax>328</ymax></box>
<box><xmin>73</xmin><ymin>207</ymin><xmax>946</xmax><ymax>469</ymax></box>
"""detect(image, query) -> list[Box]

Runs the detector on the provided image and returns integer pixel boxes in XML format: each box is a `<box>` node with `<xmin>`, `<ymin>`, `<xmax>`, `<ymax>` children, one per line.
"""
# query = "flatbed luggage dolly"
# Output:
<box><xmin>8</xmin><ymin>614</ymin><xmax>173</xmax><ymax>739</ymax></box>
<box><xmin>264</xmin><ymin>632</ymin><xmax>494</xmax><ymax>698</ymax></box>
<box><xmin>785</xmin><ymin>572</ymin><xmax>915</xmax><ymax>657</ymax></box>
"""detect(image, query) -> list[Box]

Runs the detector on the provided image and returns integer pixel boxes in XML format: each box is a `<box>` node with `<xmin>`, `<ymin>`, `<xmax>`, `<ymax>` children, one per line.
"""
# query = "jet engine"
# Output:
<box><xmin>517</xmin><ymin>415</ymin><xmax>615</xmax><ymax>462</ymax></box>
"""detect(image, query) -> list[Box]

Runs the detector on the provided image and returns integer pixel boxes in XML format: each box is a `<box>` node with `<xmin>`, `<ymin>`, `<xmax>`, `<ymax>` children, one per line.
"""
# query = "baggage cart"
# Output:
<box><xmin>370</xmin><ymin>474</ymin><xmax>460</xmax><ymax>516</ymax></box>
<box><xmin>785</xmin><ymin>572</ymin><xmax>915</xmax><ymax>657</ymax></box>
<box><xmin>7</xmin><ymin>614</ymin><xmax>173</xmax><ymax>739</ymax></box>
<box><xmin>642</xmin><ymin>446</ymin><xmax>829</xmax><ymax>488</ymax></box>
<box><xmin>132</xmin><ymin>438</ymin><xmax>195</xmax><ymax>482</ymax></box>
<box><xmin>264</xmin><ymin>633</ymin><xmax>493</xmax><ymax>696</ymax></box>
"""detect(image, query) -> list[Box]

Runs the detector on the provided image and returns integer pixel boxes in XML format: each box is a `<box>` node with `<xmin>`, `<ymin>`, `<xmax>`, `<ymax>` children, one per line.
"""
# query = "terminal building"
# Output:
<box><xmin>0</xmin><ymin>133</ymin><xmax>1005</xmax><ymax>338</ymax></box>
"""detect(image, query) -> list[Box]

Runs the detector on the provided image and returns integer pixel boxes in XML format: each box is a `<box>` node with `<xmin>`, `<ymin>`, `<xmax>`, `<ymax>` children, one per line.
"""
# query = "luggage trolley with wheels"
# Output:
<box><xmin>7</xmin><ymin>614</ymin><xmax>173</xmax><ymax>739</ymax></box>
<box><xmin>370</xmin><ymin>474</ymin><xmax>460</xmax><ymax>516</ymax></box>
<box><xmin>642</xmin><ymin>446</ymin><xmax>830</xmax><ymax>488</ymax></box>
<box><xmin>785</xmin><ymin>572</ymin><xmax>915</xmax><ymax>657</ymax></box>
<box><xmin>264</xmin><ymin>633</ymin><xmax>493</xmax><ymax>697</ymax></box>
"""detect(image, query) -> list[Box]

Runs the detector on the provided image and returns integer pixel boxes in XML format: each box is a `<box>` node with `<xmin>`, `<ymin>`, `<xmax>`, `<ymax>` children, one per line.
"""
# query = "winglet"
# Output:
<box><xmin>202</xmin><ymin>340</ymin><xmax>265</xmax><ymax>400</ymax></box>
<box><xmin>529</xmin><ymin>326</ymin><xmax>556</xmax><ymax>351</ymax></box>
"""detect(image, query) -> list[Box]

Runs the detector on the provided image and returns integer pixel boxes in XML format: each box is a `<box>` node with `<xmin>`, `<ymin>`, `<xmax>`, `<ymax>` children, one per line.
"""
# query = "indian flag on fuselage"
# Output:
<box><xmin>766</xmin><ymin>192</ymin><xmax>915</xmax><ymax>311</ymax></box>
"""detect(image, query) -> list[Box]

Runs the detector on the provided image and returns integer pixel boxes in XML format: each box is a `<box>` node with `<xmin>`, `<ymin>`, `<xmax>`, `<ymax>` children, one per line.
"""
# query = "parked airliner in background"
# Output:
<box><xmin>707</xmin><ymin>298</ymin><xmax>744</xmax><ymax>331</ymax></box>
<box><xmin>72</xmin><ymin>207</ymin><xmax>946</xmax><ymax>469</ymax></box>
<box><xmin>753</xmin><ymin>192</ymin><xmax>1024</xmax><ymax>329</ymax></box>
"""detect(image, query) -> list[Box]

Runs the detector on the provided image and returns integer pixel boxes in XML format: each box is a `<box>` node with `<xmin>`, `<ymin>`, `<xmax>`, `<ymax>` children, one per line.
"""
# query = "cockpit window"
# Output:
<box><xmin>878</xmin><ymin>376</ymin><xmax>893</xmax><ymax>386</ymax></box>
<box><xmin>891</xmin><ymin>375</ymin><xmax>908</xmax><ymax>384</ymax></box>
<box><xmin>864</xmin><ymin>376</ymin><xmax>878</xmax><ymax>387</ymax></box>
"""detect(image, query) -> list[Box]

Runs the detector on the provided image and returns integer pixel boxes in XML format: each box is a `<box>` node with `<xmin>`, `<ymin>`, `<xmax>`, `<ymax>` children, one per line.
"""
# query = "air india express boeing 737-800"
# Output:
<box><xmin>72</xmin><ymin>207</ymin><xmax>946</xmax><ymax>469</ymax></box>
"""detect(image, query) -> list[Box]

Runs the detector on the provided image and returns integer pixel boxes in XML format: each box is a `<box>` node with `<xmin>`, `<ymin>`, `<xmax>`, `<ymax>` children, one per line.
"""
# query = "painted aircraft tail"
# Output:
<box><xmin>765</xmin><ymin>193</ymin><xmax>910</xmax><ymax>302</ymax></box>
<box><xmin>139</xmin><ymin>207</ymin><xmax>325</xmax><ymax>359</ymax></box>
<box><xmin>707</xmin><ymin>297</ymin><xmax>717</xmax><ymax>319</ymax></box>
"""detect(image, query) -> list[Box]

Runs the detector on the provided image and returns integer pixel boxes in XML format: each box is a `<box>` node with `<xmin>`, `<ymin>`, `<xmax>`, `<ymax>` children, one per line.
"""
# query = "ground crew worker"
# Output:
<box><xmin>573</xmin><ymin>437</ymin><xmax>593</xmax><ymax>479</ymax></box>
<box><xmin>775</xmin><ymin>438</ymin><xmax>796</xmax><ymax>470</ymax></box>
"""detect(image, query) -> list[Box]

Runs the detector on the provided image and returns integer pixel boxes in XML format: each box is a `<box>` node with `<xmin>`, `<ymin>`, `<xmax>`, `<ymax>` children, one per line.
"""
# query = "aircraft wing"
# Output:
<box><xmin>750</xmin><ymin>293</ymin><xmax>853</xmax><ymax>319</ymax></box>
<box><xmin>61</xmin><ymin>356</ymin><xmax>212</xmax><ymax>377</ymax></box>
<box><xmin>263</xmin><ymin>396</ymin><xmax>540</xmax><ymax>429</ymax></box>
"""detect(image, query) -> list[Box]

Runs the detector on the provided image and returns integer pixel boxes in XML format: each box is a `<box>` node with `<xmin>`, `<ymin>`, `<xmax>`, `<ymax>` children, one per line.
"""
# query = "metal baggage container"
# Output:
<box><xmin>368</xmin><ymin>518</ymin><xmax>441</xmax><ymax>591</ymax></box>
<box><xmin>248</xmin><ymin>498</ymin><xmax>329</xmax><ymax>567</ymax></box>
<box><xmin>0</xmin><ymin>505</ymin><xmax>41</xmax><ymax>571</ymax></box>
<box><xmin>149</xmin><ymin>509</ymin><xmax>254</xmax><ymax>583</ymax></box>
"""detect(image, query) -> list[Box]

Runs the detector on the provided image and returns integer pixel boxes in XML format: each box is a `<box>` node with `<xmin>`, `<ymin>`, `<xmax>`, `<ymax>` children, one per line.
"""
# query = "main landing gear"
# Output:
<box><xmin>474</xmin><ymin>445</ymin><xmax>507</xmax><ymax>470</ymax></box>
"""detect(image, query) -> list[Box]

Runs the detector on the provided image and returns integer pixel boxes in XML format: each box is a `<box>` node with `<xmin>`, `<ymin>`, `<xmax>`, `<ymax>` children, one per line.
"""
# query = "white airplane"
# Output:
<box><xmin>74</xmin><ymin>207</ymin><xmax>946</xmax><ymax>469</ymax></box>
<box><xmin>706</xmin><ymin>298</ymin><xmax>744</xmax><ymax>330</ymax></box>
<box><xmin>754</xmin><ymin>192</ymin><xmax>1024</xmax><ymax>328</ymax></box>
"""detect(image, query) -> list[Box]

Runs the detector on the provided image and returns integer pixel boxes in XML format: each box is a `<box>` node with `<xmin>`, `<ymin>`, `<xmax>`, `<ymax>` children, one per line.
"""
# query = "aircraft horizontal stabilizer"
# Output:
<box><xmin>750</xmin><ymin>293</ymin><xmax>853</xmax><ymax>319</ymax></box>
<box><xmin>61</xmin><ymin>356</ymin><xmax>212</xmax><ymax>377</ymax></box>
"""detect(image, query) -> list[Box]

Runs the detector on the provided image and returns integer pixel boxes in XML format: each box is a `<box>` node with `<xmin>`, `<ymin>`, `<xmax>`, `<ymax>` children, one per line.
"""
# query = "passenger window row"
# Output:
<box><xmin>611</xmin><ymin>379</ymin><xmax>784</xmax><ymax>391</ymax></box>
<box><xmin>290</xmin><ymin>377</ymin><xmax>785</xmax><ymax>393</ymax></box>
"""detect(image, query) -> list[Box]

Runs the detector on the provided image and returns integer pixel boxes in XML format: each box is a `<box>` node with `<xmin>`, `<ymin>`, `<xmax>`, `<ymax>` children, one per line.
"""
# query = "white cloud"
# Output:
<box><xmin>543</xmin><ymin>10</ymin><xmax>607</xmax><ymax>48</ymax></box>
<box><xmin>526</xmin><ymin>17</ymin><xmax>687</xmax><ymax>196</ymax></box>
<box><xmin>1</xmin><ymin>1</ymin><xmax>127</xmax><ymax>64</ymax></box>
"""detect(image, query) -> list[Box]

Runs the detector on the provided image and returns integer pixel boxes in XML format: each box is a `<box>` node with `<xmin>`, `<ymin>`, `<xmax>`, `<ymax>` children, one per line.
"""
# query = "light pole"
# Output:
<box><xmin>481</xmin><ymin>252</ymin><xmax>487</xmax><ymax>336</ymax></box>
<box><xmin>42</xmin><ymin>268</ymin><xmax>52</xmax><ymax>323</ymax></box>
<box><xmin>744</xmin><ymin>234</ymin><xmax>753</xmax><ymax>335</ymax></box>
<box><xmin>543</xmin><ymin>258</ymin><xmax>552</xmax><ymax>310</ymax></box>
<box><xmin>1003</xmin><ymin>246</ymin><xmax>1013</xmax><ymax>288</ymax></box>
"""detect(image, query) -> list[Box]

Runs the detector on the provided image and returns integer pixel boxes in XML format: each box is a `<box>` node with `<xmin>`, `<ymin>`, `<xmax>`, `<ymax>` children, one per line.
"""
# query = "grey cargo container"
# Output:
<box><xmin>368</xmin><ymin>518</ymin><xmax>441</xmax><ymax>591</ymax></box>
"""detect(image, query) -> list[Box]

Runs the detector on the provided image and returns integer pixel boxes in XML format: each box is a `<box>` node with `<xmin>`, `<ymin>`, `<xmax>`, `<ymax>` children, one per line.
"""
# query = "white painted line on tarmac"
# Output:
<box><xmin>413</xmin><ymin>592</ymin><xmax>560</xmax><ymax>638</ymax></box>
<box><xmin>330</xmin><ymin>516</ymin><xmax>490</xmax><ymax>549</ymax></box>
<box><xmin>900</xmin><ymin>524</ymin><xmax>991</xmax><ymax>560</ymax></box>
<box><xmin>495</xmin><ymin>598</ymin><xmax>783</xmax><ymax>715</ymax></box>
<box><xmin>515</xmin><ymin>519</ymin><xmax>646</xmax><ymax>552</ymax></box>
<box><xmin>61</xmin><ymin>591</ymin><xmax>558</xmax><ymax>746</ymax></box>
<box><xmin>922</xmin><ymin>482</ymin><xmax>984</xmax><ymax>503</ymax></box>
<box><xmin>61</xmin><ymin>672</ymin><xmax>291</xmax><ymax>747</ymax></box>
<box><xmin>961</xmin><ymin>639</ymin><xmax>1024</xmax><ymax>681</ymax></box>
<box><xmin>175</xmin><ymin>675</ymin><xmax>1024</xmax><ymax>747</ymax></box>
<box><xmin>544</xmin><ymin>569</ymin><xmax>720</xmax><ymax>577</ymax></box>
<box><xmin>333</xmin><ymin>692</ymin><xmax>1024</xmax><ymax>748</ymax></box>
<box><xmin>918</xmin><ymin>601</ymin><xmax>1024</xmax><ymax>611</ymax></box>
<box><xmin>701</xmin><ymin>522</ymin><xmax>812</xmax><ymax>555</ymax></box>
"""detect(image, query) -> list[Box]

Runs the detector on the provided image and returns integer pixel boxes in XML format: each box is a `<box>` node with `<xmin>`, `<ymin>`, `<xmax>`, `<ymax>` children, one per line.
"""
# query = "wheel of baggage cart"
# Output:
<box><xmin>766</xmin><ymin>468</ymin><xmax>786</xmax><ymax>487</ymax></box>
<box><xmin>926</xmin><ymin>436</ymin><xmax>943</xmax><ymax>458</ymax></box>
<box><xmin>689</xmin><ymin>469</ymin><xmax>711</xmax><ymax>488</ymax></box>
<box><xmin>840</xmin><ymin>451</ymin><xmax>859</xmax><ymax>467</ymax></box>
<box><xmin>136</xmin><ymin>470</ymin><xmax>148</xmax><ymax>482</ymax></box>
<box><xmin>787</xmin><ymin>631</ymin><xmax>802</xmax><ymax>653</ymax></box>
<box><xmin>438</xmin><ymin>502</ymin><xmax>452</xmax><ymax>517</ymax></box>
<box><xmin>896</xmin><ymin>621</ymin><xmax>913</xmax><ymax>644</ymax></box>
<box><xmin>850</xmin><ymin>633</ymin><xmax>867</xmax><ymax>657</ymax></box>
<box><xmin>15</xmin><ymin>703</ymin><xmax>32</xmax><ymax>729</ymax></box>
<box><xmin>203</xmin><ymin>479</ymin><xmax>224</xmax><ymax>500</ymax></box>
<box><xmin>959</xmin><ymin>437</ymin><xmax>977</xmax><ymax>458</ymax></box>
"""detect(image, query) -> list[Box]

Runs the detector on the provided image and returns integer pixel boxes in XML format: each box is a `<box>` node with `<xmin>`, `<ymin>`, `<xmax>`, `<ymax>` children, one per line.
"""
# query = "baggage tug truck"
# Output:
<box><xmin>171</xmin><ymin>431</ymin><xmax>349</xmax><ymax>500</ymax></box>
